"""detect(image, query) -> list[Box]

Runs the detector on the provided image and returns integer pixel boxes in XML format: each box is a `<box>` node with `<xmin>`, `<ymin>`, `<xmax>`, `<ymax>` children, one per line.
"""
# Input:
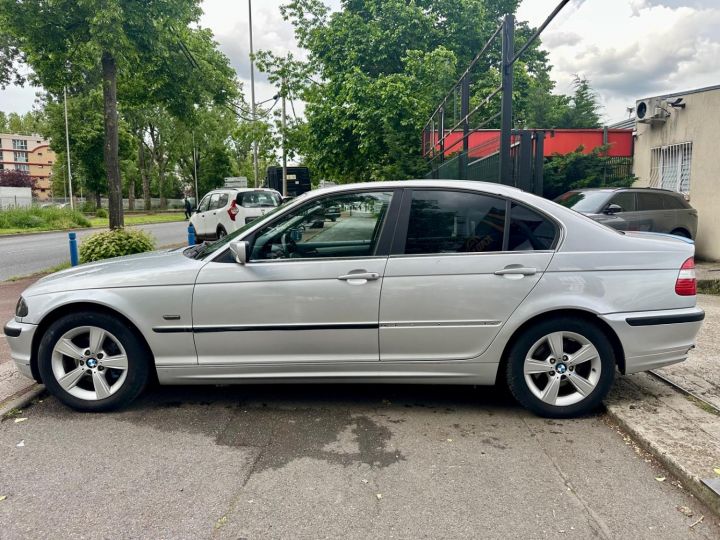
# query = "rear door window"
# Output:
<box><xmin>508</xmin><ymin>204</ymin><xmax>557</xmax><ymax>251</ymax></box>
<box><xmin>637</xmin><ymin>192</ymin><xmax>664</xmax><ymax>211</ymax></box>
<box><xmin>404</xmin><ymin>190</ymin><xmax>506</xmax><ymax>254</ymax></box>
<box><xmin>608</xmin><ymin>192</ymin><xmax>636</xmax><ymax>212</ymax></box>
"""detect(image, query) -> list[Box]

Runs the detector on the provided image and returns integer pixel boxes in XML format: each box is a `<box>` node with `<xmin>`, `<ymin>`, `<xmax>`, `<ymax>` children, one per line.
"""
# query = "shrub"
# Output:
<box><xmin>95</xmin><ymin>208</ymin><xmax>108</xmax><ymax>218</ymax></box>
<box><xmin>80</xmin><ymin>200</ymin><xmax>97</xmax><ymax>213</ymax></box>
<box><xmin>79</xmin><ymin>228</ymin><xmax>155</xmax><ymax>263</ymax></box>
<box><xmin>0</xmin><ymin>207</ymin><xmax>90</xmax><ymax>231</ymax></box>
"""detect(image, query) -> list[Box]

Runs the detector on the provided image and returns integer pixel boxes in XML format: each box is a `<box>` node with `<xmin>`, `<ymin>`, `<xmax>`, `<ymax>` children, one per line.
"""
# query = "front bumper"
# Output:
<box><xmin>601</xmin><ymin>307</ymin><xmax>704</xmax><ymax>374</ymax></box>
<box><xmin>4</xmin><ymin>318</ymin><xmax>37</xmax><ymax>380</ymax></box>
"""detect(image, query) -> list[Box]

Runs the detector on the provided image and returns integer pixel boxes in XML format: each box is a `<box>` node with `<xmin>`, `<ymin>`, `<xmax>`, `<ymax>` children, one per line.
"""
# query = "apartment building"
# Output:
<box><xmin>0</xmin><ymin>133</ymin><xmax>57</xmax><ymax>200</ymax></box>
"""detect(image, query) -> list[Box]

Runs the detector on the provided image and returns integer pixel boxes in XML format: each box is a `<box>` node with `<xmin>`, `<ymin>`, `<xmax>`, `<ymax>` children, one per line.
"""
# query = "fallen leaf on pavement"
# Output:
<box><xmin>713</xmin><ymin>468</ymin><xmax>720</xmax><ymax>476</ymax></box>
<box><xmin>14</xmin><ymin>418</ymin><xmax>27</xmax><ymax>424</ymax></box>
<box><xmin>16</xmin><ymin>440</ymin><xmax>25</xmax><ymax>447</ymax></box>
<box><xmin>0</xmin><ymin>496</ymin><xmax>7</xmax><ymax>502</ymax></box>
<box><xmin>447</xmin><ymin>438</ymin><xmax>453</xmax><ymax>442</ymax></box>
<box><xmin>376</xmin><ymin>494</ymin><xmax>383</xmax><ymax>500</ymax></box>
<box><xmin>677</xmin><ymin>505</ymin><xmax>693</xmax><ymax>517</ymax></box>
<box><xmin>361</xmin><ymin>479</ymin><xmax>368</xmax><ymax>484</ymax></box>
<box><xmin>655</xmin><ymin>476</ymin><xmax>666</xmax><ymax>482</ymax></box>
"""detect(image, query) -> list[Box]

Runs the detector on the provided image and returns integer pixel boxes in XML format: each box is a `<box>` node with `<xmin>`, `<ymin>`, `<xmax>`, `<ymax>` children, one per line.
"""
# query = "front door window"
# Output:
<box><xmin>251</xmin><ymin>191</ymin><xmax>394</xmax><ymax>260</ymax></box>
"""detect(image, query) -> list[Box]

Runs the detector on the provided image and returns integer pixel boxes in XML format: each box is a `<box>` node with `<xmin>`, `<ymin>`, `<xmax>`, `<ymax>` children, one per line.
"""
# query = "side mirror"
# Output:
<box><xmin>229</xmin><ymin>240</ymin><xmax>250</xmax><ymax>264</ymax></box>
<box><xmin>604</xmin><ymin>203</ymin><xmax>623</xmax><ymax>215</ymax></box>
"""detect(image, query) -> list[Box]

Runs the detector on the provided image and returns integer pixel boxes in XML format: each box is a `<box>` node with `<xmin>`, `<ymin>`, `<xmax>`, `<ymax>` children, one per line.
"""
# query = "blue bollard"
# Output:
<box><xmin>187</xmin><ymin>223</ymin><xmax>196</xmax><ymax>246</ymax></box>
<box><xmin>69</xmin><ymin>232</ymin><xmax>79</xmax><ymax>267</ymax></box>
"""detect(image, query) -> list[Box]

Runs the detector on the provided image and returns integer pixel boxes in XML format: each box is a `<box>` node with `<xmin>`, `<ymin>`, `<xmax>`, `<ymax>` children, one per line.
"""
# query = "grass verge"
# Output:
<box><xmin>88</xmin><ymin>212</ymin><xmax>185</xmax><ymax>227</ymax></box>
<box><xmin>698</xmin><ymin>280</ymin><xmax>720</xmax><ymax>296</ymax></box>
<box><xmin>0</xmin><ymin>207</ymin><xmax>90</xmax><ymax>235</ymax></box>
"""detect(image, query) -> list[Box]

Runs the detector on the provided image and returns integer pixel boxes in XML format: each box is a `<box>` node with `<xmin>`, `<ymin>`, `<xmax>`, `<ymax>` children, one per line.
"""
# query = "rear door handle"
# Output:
<box><xmin>494</xmin><ymin>267</ymin><xmax>537</xmax><ymax>276</ymax></box>
<box><xmin>338</xmin><ymin>272</ymin><xmax>380</xmax><ymax>281</ymax></box>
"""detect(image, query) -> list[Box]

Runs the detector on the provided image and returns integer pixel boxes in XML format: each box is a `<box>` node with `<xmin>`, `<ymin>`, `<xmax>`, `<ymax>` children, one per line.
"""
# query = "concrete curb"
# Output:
<box><xmin>606</xmin><ymin>374</ymin><xmax>720</xmax><ymax>516</ymax></box>
<box><xmin>0</xmin><ymin>384</ymin><xmax>45</xmax><ymax>418</ymax></box>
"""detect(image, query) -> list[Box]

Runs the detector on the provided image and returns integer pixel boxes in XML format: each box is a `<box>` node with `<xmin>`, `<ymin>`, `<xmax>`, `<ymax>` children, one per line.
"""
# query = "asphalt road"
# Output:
<box><xmin>0</xmin><ymin>221</ymin><xmax>188</xmax><ymax>281</ymax></box>
<box><xmin>1</xmin><ymin>384</ymin><xmax>719</xmax><ymax>539</ymax></box>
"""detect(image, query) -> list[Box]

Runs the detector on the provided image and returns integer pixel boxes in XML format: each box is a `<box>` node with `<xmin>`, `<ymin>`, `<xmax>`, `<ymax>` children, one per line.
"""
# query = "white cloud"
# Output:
<box><xmin>518</xmin><ymin>0</ymin><xmax>720</xmax><ymax>121</ymax></box>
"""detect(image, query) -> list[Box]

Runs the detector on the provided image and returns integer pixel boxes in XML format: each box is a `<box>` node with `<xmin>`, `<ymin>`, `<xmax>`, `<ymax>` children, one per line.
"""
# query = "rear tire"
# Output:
<box><xmin>670</xmin><ymin>228</ymin><xmax>691</xmax><ymax>239</ymax></box>
<box><xmin>38</xmin><ymin>312</ymin><xmax>150</xmax><ymax>412</ymax></box>
<box><xmin>505</xmin><ymin>317</ymin><xmax>616</xmax><ymax>418</ymax></box>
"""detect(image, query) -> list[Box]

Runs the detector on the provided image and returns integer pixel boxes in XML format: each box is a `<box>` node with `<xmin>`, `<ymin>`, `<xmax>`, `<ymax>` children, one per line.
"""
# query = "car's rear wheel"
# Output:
<box><xmin>505</xmin><ymin>317</ymin><xmax>615</xmax><ymax>418</ymax></box>
<box><xmin>670</xmin><ymin>228</ymin><xmax>691</xmax><ymax>239</ymax></box>
<box><xmin>38</xmin><ymin>312</ymin><xmax>150</xmax><ymax>412</ymax></box>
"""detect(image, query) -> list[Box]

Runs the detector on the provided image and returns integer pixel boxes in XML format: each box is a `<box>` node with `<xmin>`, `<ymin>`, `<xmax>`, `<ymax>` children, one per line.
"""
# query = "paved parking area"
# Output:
<box><xmin>2</xmin><ymin>384</ymin><xmax>719</xmax><ymax>539</ymax></box>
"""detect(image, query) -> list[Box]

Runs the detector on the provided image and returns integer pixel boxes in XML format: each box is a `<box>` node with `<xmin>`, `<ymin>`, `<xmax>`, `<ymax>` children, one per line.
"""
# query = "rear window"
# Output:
<box><xmin>237</xmin><ymin>191</ymin><xmax>281</xmax><ymax>208</ymax></box>
<box><xmin>662</xmin><ymin>195</ymin><xmax>687</xmax><ymax>210</ymax></box>
<box><xmin>554</xmin><ymin>191</ymin><xmax>609</xmax><ymax>213</ymax></box>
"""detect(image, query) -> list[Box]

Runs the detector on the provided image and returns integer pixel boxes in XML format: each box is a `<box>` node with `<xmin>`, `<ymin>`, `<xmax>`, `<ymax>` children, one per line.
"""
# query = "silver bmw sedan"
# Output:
<box><xmin>4</xmin><ymin>180</ymin><xmax>704</xmax><ymax>417</ymax></box>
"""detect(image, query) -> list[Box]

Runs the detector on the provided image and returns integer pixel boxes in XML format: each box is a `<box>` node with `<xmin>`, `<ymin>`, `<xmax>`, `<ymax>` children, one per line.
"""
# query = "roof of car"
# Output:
<box><xmin>570</xmin><ymin>187</ymin><xmax>681</xmax><ymax>195</ymax></box>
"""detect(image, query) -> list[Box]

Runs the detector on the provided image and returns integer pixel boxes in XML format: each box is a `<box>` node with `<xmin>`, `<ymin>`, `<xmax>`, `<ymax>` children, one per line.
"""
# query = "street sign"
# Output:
<box><xmin>224</xmin><ymin>177</ymin><xmax>248</xmax><ymax>188</ymax></box>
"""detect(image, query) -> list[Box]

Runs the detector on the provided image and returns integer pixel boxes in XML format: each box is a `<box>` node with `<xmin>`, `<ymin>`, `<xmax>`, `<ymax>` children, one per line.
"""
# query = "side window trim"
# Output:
<box><xmin>389</xmin><ymin>188</ymin><xmax>560</xmax><ymax>256</ymax></box>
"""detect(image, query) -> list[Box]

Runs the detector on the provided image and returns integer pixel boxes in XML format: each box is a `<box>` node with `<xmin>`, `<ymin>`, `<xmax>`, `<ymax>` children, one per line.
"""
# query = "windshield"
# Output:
<box><xmin>190</xmin><ymin>204</ymin><xmax>287</xmax><ymax>260</ymax></box>
<box><xmin>554</xmin><ymin>191</ymin><xmax>610</xmax><ymax>213</ymax></box>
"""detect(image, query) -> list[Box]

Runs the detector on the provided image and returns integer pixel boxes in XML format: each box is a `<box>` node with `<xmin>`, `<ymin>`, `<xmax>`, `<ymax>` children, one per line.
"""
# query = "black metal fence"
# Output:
<box><xmin>422</xmin><ymin>1</ymin><xmax>572</xmax><ymax>194</ymax></box>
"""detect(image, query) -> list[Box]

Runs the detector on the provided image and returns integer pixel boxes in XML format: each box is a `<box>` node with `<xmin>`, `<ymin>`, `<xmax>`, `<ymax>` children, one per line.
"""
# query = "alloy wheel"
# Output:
<box><xmin>523</xmin><ymin>331</ymin><xmax>601</xmax><ymax>407</ymax></box>
<box><xmin>50</xmin><ymin>325</ymin><xmax>129</xmax><ymax>401</ymax></box>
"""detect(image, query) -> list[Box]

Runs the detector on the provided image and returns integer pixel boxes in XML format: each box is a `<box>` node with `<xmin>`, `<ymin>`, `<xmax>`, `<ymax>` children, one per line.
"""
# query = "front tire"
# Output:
<box><xmin>505</xmin><ymin>317</ymin><xmax>616</xmax><ymax>418</ymax></box>
<box><xmin>38</xmin><ymin>312</ymin><xmax>150</xmax><ymax>412</ymax></box>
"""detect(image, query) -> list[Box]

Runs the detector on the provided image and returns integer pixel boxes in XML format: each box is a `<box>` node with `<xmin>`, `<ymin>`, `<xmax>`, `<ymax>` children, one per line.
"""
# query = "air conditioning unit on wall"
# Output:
<box><xmin>636</xmin><ymin>97</ymin><xmax>670</xmax><ymax>125</ymax></box>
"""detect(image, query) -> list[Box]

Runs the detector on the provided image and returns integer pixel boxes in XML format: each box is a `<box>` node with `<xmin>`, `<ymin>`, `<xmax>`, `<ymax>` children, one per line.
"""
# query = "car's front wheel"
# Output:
<box><xmin>505</xmin><ymin>317</ymin><xmax>616</xmax><ymax>418</ymax></box>
<box><xmin>38</xmin><ymin>312</ymin><xmax>150</xmax><ymax>412</ymax></box>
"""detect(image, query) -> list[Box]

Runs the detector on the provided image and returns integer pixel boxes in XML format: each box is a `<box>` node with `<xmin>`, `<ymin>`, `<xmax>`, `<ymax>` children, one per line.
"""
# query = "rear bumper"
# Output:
<box><xmin>4</xmin><ymin>318</ymin><xmax>37</xmax><ymax>380</ymax></box>
<box><xmin>601</xmin><ymin>307</ymin><xmax>704</xmax><ymax>374</ymax></box>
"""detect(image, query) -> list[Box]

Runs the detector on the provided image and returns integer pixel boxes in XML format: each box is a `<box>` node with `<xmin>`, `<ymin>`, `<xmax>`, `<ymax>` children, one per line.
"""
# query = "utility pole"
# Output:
<box><xmin>248</xmin><ymin>0</ymin><xmax>259</xmax><ymax>188</ymax></box>
<box><xmin>281</xmin><ymin>77</ymin><xmax>287</xmax><ymax>198</ymax></box>
<box><xmin>63</xmin><ymin>86</ymin><xmax>74</xmax><ymax>210</ymax></box>
<box><xmin>192</xmin><ymin>131</ymin><xmax>199</xmax><ymax>205</ymax></box>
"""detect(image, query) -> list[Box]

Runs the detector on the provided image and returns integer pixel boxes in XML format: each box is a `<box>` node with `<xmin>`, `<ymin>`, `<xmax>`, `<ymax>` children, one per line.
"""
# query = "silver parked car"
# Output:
<box><xmin>5</xmin><ymin>180</ymin><xmax>704</xmax><ymax>417</ymax></box>
<box><xmin>555</xmin><ymin>187</ymin><xmax>698</xmax><ymax>239</ymax></box>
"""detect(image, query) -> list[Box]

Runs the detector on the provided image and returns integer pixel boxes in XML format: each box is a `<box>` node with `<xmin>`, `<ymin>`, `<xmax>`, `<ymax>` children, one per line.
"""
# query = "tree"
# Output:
<box><xmin>0</xmin><ymin>0</ymin><xmax>236</xmax><ymax>228</ymax></box>
<box><xmin>0</xmin><ymin>169</ymin><xmax>34</xmax><ymax>188</ymax></box>
<box><xmin>543</xmin><ymin>145</ymin><xmax>634</xmax><ymax>200</ymax></box>
<box><xmin>522</xmin><ymin>76</ymin><xmax>602</xmax><ymax>129</ymax></box>
<box><xmin>273</xmin><ymin>0</ymin><xmax>552</xmax><ymax>182</ymax></box>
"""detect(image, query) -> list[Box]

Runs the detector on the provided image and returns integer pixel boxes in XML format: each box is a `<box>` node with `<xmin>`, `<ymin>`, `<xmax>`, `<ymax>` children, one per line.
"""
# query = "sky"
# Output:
<box><xmin>1</xmin><ymin>0</ymin><xmax>719</xmax><ymax>124</ymax></box>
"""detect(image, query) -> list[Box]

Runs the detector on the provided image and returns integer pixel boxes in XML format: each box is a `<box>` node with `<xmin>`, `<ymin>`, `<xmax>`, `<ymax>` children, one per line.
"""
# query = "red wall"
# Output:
<box><xmin>426</xmin><ymin>129</ymin><xmax>633</xmax><ymax>159</ymax></box>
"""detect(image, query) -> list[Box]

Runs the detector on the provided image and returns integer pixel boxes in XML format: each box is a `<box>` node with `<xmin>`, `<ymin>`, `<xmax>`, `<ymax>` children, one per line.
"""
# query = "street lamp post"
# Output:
<box><xmin>248</xmin><ymin>0</ymin><xmax>259</xmax><ymax>188</ymax></box>
<box><xmin>63</xmin><ymin>86</ymin><xmax>74</xmax><ymax>210</ymax></box>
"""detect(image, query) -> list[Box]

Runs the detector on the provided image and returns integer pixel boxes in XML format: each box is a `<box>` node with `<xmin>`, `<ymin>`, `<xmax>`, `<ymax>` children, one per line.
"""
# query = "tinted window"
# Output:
<box><xmin>554</xmin><ymin>191</ymin><xmax>610</xmax><ymax>213</ymax></box>
<box><xmin>637</xmin><ymin>192</ymin><xmax>664</xmax><ymax>211</ymax></box>
<box><xmin>508</xmin><ymin>204</ymin><xmax>557</xmax><ymax>251</ymax></box>
<box><xmin>662</xmin><ymin>195</ymin><xmax>686</xmax><ymax>209</ymax></box>
<box><xmin>251</xmin><ymin>191</ymin><xmax>393</xmax><ymax>260</ymax></box>
<box><xmin>404</xmin><ymin>191</ymin><xmax>505</xmax><ymax>254</ymax></box>
<box><xmin>609</xmin><ymin>192</ymin><xmax>636</xmax><ymax>212</ymax></box>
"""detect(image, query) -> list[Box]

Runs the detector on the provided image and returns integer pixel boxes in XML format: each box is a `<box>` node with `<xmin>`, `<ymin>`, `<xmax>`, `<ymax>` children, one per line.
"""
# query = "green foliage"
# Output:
<box><xmin>521</xmin><ymin>76</ymin><xmax>602</xmax><ymax>129</ymax></box>
<box><xmin>274</xmin><ymin>0</ymin><xmax>553</xmax><ymax>182</ymax></box>
<box><xmin>0</xmin><ymin>207</ymin><xmax>91</xmax><ymax>231</ymax></box>
<box><xmin>79</xmin><ymin>228</ymin><xmax>155</xmax><ymax>263</ymax></box>
<box><xmin>0</xmin><ymin>110</ymin><xmax>47</xmax><ymax>134</ymax></box>
<box><xmin>95</xmin><ymin>208</ymin><xmax>108</xmax><ymax>218</ymax></box>
<box><xmin>543</xmin><ymin>145</ymin><xmax>635</xmax><ymax>200</ymax></box>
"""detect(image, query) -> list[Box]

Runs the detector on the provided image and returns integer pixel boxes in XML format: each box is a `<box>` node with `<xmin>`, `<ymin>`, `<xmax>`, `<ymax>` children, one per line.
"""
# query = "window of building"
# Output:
<box><xmin>15</xmin><ymin>164</ymin><xmax>30</xmax><ymax>172</ymax></box>
<box><xmin>14</xmin><ymin>151</ymin><xmax>28</xmax><ymax>163</ymax></box>
<box><xmin>12</xmin><ymin>139</ymin><xmax>28</xmax><ymax>150</ymax></box>
<box><xmin>649</xmin><ymin>142</ymin><xmax>692</xmax><ymax>195</ymax></box>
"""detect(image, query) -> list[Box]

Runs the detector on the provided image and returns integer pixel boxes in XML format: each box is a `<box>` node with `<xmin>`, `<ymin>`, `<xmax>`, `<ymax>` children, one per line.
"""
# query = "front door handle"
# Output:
<box><xmin>494</xmin><ymin>267</ymin><xmax>537</xmax><ymax>276</ymax></box>
<box><xmin>338</xmin><ymin>271</ymin><xmax>380</xmax><ymax>282</ymax></box>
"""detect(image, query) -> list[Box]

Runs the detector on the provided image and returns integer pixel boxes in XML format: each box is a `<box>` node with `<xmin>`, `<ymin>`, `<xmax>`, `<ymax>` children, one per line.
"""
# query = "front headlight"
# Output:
<box><xmin>15</xmin><ymin>297</ymin><xmax>28</xmax><ymax>318</ymax></box>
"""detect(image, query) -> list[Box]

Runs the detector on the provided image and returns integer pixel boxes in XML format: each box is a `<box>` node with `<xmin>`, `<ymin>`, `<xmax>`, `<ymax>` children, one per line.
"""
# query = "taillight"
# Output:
<box><xmin>675</xmin><ymin>257</ymin><xmax>696</xmax><ymax>296</ymax></box>
<box><xmin>228</xmin><ymin>200</ymin><xmax>239</xmax><ymax>221</ymax></box>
